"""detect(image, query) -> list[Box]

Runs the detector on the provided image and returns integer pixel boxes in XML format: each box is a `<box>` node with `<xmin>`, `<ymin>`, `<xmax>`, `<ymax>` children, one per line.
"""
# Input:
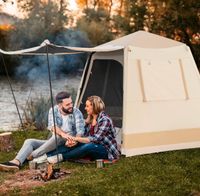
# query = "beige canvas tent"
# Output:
<box><xmin>75</xmin><ymin>30</ymin><xmax>200</xmax><ymax>157</ymax></box>
<box><xmin>1</xmin><ymin>30</ymin><xmax>200</xmax><ymax>157</ymax></box>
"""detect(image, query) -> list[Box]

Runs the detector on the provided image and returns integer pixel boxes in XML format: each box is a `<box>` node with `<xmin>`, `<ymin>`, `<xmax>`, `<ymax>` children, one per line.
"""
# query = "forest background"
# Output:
<box><xmin>0</xmin><ymin>0</ymin><xmax>199</xmax><ymax>79</ymax></box>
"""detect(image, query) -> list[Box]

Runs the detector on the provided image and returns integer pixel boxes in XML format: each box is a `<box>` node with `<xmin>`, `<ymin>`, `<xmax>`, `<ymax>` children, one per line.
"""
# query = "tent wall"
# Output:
<box><xmin>75</xmin><ymin>32</ymin><xmax>200</xmax><ymax>157</ymax></box>
<box><xmin>122</xmin><ymin>45</ymin><xmax>200</xmax><ymax>156</ymax></box>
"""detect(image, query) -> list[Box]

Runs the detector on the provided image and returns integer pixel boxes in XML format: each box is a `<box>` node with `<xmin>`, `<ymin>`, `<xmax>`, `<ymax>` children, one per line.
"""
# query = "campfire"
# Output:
<box><xmin>30</xmin><ymin>163</ymin><xmax>71</xmax><ymax>182</ymax></box>
<box><xmin>0</xmin><ymin>163</ymin><xmax>71</xmax><ymax>193</ymax></box>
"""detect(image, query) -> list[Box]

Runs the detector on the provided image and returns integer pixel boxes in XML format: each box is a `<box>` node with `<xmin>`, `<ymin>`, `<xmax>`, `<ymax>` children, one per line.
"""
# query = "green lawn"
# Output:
<box><xmin>0</xmin><ymin>130</ymin><xmax>200</xmax><ymax>195</ymax></box>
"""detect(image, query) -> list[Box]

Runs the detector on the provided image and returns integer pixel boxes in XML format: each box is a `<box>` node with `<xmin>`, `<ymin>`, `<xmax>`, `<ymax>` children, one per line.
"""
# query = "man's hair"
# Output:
<box><xmin>55</xmin><ymin>91</ymin><xmax>71</xmax><ymax>104</ymax></box>
<box><xmin>87</xmin><ymin>95</ymin><xmax>105</xmax><ymax>114</ymax></box>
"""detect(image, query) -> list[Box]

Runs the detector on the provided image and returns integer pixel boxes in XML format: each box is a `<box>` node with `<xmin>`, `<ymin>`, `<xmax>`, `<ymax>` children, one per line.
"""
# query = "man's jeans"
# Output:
<box><xmin>15</xmin><ymin>134</ymin><xmax>65</xmax><ymax>165</ymax></box>
<box><xmin>48</xmin><ymin>143</ymin><xmax>108</xmax><ymax>161</ymax></box>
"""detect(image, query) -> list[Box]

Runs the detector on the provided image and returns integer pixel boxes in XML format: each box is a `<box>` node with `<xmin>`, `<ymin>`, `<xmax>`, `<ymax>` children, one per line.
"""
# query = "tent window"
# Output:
<box><xmin>139</xmin><ymin>59</ymin><xmax>187</xmax><ymax>101</ymax></box>
<box><xmin>80</xmin><ymin>59</ymin><xmax>123</xmax><ymax>127</ymax></box>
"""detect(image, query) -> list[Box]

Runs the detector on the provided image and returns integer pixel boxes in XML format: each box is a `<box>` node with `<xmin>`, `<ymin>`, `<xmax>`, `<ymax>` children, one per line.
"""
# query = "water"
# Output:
<box><xmin>0</xmin><ymin>75</ymin><xmax>81</xmax><ymax>131</ymax></box>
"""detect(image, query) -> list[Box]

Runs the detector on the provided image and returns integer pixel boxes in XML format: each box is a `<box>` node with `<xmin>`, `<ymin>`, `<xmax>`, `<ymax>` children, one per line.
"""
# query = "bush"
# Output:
<box><xmin>21</xmin><ymin>88</ymin><xmax>77</xmax><ymax>131</ymax></box>
<box><xmin>22</xmin><ymin>97</ymin><xmax>51</xmax><ymax>131</ymax></box>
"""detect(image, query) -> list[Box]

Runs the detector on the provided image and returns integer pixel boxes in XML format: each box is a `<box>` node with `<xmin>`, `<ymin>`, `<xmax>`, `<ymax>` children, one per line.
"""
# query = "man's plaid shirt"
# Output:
<box><xmin>48</xmin><ymin>105</ymin><xmax>85</xmax><ymax>136</ymax></box>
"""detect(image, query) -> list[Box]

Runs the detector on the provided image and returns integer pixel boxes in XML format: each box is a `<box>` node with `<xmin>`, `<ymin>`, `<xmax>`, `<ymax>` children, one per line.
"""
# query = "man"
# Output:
<box><xmin>0</xmin><ymin>91</ymin><xmax>85</xmax><ymax>171</ymax></box>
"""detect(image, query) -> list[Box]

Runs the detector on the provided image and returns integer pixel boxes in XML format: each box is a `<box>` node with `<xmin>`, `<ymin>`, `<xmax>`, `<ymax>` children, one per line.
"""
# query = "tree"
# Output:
<box><xmin>77</xmin><ymin>0</ymin><xmax>114</xmax><ymax>18</ymax></box>
<box><xmin>16</xmin><ymin>0</ymin><xmax>69</xmax><ymax>29</ymax></box>
<box><xmin>149</xmin><ymin>0</ymin><xmax>200</xmax><ymax>68</ymax></box>
<box><xmin>4</xmin><ymin>0</ymin><xmax>90</xmax><ymax>79</ymax></box>
<box><xmin>112</xmin><ymin>0</ymin><xmax>200</xmax><ymax>67</ymax></box>
<box><xmin>76</xmin><ymin>7</ymin><xmax>113</xmax><ymax>45</ymax></box>
<box><xmin>112</xmin><ymin>0</ymin><xmax>148</xmax><ymax>35</ymax></box>
<box><xmin>7</xmin><ymin>0</ymin><xmax>69</xmax><ymax>50</ymax></box>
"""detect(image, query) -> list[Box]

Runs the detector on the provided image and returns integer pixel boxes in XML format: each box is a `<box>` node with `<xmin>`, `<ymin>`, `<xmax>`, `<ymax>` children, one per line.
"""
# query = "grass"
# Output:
<box><xmin>0</xmin><ymin>130</ymin><xmax>200</xmax><ymax>196</ymax></box>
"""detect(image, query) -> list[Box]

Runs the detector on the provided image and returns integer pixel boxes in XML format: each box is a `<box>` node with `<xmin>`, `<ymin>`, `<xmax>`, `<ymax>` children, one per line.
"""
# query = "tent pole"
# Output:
<box><xmin>45</xmin><ymin>45</ymin><xmax>59</xmax><ymax>167</ymax></box>
<box><xmin>0</xmin><ymin>54</ymin><xmax>24</xmax><ymax>130</ymax></box>
<box><xmin>102</xmin><ymin>61</ymin><xmax>111</xmax><ymax>100</ymax></box>
<box><xmin>76</xmin><ymin>52</ymin><xmax>95</xmax><ymax>108</ymax></box>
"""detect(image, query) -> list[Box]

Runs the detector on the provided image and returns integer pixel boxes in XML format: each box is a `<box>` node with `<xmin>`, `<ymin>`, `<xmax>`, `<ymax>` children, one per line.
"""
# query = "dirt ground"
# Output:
<box><xmin>0</xmin><ymin>168</ymin><xmax>71</xmax><ymax>194</ymax></box>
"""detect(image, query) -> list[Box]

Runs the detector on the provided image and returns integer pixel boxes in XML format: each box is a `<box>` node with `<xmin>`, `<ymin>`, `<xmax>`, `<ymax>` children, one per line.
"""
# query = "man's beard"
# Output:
<box><xmin>61</xmin><ymin>107</ymin><xmax>73</xmax><ymax>114</ymax></box>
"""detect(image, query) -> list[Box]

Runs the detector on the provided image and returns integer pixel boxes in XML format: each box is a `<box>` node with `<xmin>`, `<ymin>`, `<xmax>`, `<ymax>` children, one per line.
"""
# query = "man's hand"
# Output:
<box><xmin>60</xmin><ymin>132</ymin><xmax>70</xmax><ymax>140</ymax></box>
<box><xmin>65</xmin><ymin>136</ymin><xmax>77</xmax><ymax>147</ymax></box>
<box><xmin>51</xmin><ymin>126</ymin><xmax>78</xmax><ymax>146</ymax></box>
<box><xmin>51</xmin><ymin>126</ymin><xmax>71</xmax><ymax>140</ymax></box>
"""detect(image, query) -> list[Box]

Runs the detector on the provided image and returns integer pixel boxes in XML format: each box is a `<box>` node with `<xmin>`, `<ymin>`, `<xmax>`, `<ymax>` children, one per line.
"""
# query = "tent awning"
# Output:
<box><xmin>0</xmin><ymin>40</ymin><xmax>124</xmax><ymax>55</ymax></box>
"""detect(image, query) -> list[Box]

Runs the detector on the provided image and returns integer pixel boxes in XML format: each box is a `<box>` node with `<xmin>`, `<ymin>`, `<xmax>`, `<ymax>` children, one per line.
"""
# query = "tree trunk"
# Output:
<box><xmin>0</xmin><ymin>132</ymin><xmax>15</xmax><ymax>152</ymax></box>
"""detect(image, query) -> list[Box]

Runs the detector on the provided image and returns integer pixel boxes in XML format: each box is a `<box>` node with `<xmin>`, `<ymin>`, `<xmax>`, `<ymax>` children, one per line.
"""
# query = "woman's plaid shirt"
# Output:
<box><xmin>86</xmin><ymin>111</ymin><xmax>121</xmax><ymax>160</ymax></box>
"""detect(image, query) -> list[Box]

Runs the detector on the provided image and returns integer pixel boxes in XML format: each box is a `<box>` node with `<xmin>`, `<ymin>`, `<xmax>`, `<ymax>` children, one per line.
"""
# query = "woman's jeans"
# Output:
<box><xmin>15</xmin><ymin>134</ymin><xmax>65</xmax><ymax>165</ymax></box>
<box><xmin>47</xmin><ymin>143</ymin><xmax>108</xmax><ymax>161</ymax></box>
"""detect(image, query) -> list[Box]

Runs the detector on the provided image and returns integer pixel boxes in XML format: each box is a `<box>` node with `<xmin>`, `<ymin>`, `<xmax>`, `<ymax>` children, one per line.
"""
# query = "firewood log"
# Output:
<box><xmin>0</xmin><ymin>132</ymin><xmax>14</xmax><ymax>152</ymax></box>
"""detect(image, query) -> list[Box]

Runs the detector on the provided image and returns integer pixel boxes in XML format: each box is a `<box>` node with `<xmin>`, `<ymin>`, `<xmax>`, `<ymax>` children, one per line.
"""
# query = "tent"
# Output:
<box><xmin>75</xmin><ymin>31</ymin><xmax>200</xmax><ymax>157</ymax></box>
<box><xmin>1</xmin><ymin>30</ymin><xmax>200</xmax><ymax>157</ymax></box>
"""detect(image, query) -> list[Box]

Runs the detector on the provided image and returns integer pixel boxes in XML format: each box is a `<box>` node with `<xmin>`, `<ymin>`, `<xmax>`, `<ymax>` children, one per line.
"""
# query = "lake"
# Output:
<box><xmin>0</xmin><ymin>75</ymin><xmax>81</xmax><ymax>131</ymax></box>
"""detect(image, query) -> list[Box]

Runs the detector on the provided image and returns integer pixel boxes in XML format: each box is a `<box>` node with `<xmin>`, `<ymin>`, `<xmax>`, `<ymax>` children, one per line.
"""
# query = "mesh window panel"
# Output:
<box><xmin>80</xmin><ymin>59</ymin><xmax>123</xmax><ymax>127</ymax></box>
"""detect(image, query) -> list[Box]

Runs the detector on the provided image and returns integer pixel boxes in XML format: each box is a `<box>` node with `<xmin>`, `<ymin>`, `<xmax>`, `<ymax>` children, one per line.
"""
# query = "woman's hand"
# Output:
<box><xmin>65</xmin><ymin>139</ymin><xmax>77</xmax><ymax>147</ymax></box>
<box><xmin>73</xmin><ymin>136</ymin><xmax>90</xmax><ymax>144</ymax></box>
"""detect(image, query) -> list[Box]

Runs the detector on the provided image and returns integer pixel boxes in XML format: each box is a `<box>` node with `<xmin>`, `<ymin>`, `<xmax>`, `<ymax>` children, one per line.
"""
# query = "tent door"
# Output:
<box><xmin>79</xmin><ymin>59</ymin><xmax>123</xmax><ymax>128</ymax></box>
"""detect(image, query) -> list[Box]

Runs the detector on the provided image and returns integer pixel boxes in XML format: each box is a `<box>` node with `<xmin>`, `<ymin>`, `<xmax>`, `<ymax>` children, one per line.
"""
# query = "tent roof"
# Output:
<box><xmin>0</xmin><ymin>40</ymin><xmax>123</xmax><ymax>55</ymax></box>
<box><xmin>98</xmin><ymin>31</ymin><xmax>184</xmax><ymax>49</ymax></box>
<box><xmin>0</xmin><ymin>31</ymin><xmax>185</xmax><ymax>55</ymax></box>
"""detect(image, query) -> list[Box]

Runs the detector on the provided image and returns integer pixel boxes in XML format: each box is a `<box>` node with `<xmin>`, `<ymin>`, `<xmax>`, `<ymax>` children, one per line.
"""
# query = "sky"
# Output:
<box><xmin>1</xmin><ymin>0</ymin><xmax>18</xmax><ymax>16</ymax></box>
<box><xmin>1</xmin><ymin>0</ymin><xmax>78</xmax><ymax>17</ymax></box>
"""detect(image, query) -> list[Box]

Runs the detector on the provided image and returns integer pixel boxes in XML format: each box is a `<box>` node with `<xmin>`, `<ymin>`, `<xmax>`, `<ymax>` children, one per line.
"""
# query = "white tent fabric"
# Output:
<box><xmin>140</xmin><ymin>58</ymin><xmax>186</xmax><ymax>101</ymax></box>
<box><xmin>0</xmin><ymin>39</ymin><xmax>123</xmax><ymax>55</ymax></box>
<box><xmin>75</xmin><ymin>31</ymin><xmax>200</xmax><ymax>157</ymax></box>
<box><xmin>99</xmin><ymin>30</ymin><xmax>183</xmax><ymax>48</ymax></box>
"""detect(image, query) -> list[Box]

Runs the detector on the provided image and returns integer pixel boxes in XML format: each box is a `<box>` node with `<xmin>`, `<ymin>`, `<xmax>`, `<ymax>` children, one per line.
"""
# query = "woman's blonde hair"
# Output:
<box><xmin>87</xmin><ymin>95</ymin><xmax>105</xmax><ymax>115</ymax></box>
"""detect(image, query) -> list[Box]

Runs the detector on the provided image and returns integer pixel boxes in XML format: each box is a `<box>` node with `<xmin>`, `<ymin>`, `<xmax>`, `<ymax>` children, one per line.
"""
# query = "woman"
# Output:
<box><xmin>48</xmin><ymin>95</ymin><xmax>120</xmax><ymax>161</ymax></box>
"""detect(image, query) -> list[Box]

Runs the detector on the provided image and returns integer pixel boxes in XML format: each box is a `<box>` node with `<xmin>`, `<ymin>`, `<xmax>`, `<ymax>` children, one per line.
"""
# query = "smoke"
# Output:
<box><xmin>15</xmin><ymin>30</ymin><xmax>91</xmax><ymax>81</ymax></box>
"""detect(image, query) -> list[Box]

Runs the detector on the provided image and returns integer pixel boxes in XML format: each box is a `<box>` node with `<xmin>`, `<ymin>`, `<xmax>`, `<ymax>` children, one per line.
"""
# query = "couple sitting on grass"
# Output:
<box><xmin>0</xmin><ymin>91</ymin><xmax>121</xmax><ymax>171</ymax></box>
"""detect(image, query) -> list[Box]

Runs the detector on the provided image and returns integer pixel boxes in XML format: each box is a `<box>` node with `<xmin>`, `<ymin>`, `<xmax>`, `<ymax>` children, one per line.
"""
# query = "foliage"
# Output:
<box><xmin>8</xmin><ymin>0</ymin><xmax>68</xmax><ymax>50</ymax></box>
<box><xmin>70</xmin><ymin>87</ymin><xmax>78</xmax><ymax>102</ymax></box>
<box><xmin>113</xmin><ymin>0</ymin><xmax>148</xmax><ymax>34</ymax></box>
<box><xmin>21</xmin><ymin>87</ymin><xmax>77</xmax><ymax>131</ymax></box>
<box><xmin>111</xmin><ymin>0</ymin><xmax>200</xmax><ymax>67</ymax></box>
<box><xmin>17</xmin><ymin>0</ymin><xmax>69</xmax><ymax>29</ymax></box>
<box><xmin>75</xmin><ymin>0</ymin><xmax>199</xmax><ymax>68</ymax></box>
<box><xmin>22</xmin><ymin>96</ymin><xmax>51</xmax><ymax>131</ymax></box>
<box><xmin>0</xmin><ymin>130</ymin><xmax>200</xmax><ymax>195</ymax></box>
<box><xmin>0</xmin><ymin>13</ymin><xmax>18</xmax><ymax>75</ymax></box>
<box><xmin>0</xmin><ymin>29</ymin><xmax>7</xmax><ymax>49</ymax></box>
<box><xmin>76</xmin><ymin>0</ymin><xmax>114</xmax><ymax>15</ymax></box>
<box><xmin>76</xmin><ymin>8</ymin><xmax>113</xmax><ymax>45</ymax></box>
<box><xmin>0</xmin><ymin>1</ymin><xmax>91</xmax><ymax>79</ymax></box>
<box><xmin>0</xmin><ymin>0</ymin><xmax>199</xmax><ymax>73</ymax></box>
<box><xmin>149</xmin><ymin>0</ymin><xmax>200</xmax><ymax>68</ymax></box>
